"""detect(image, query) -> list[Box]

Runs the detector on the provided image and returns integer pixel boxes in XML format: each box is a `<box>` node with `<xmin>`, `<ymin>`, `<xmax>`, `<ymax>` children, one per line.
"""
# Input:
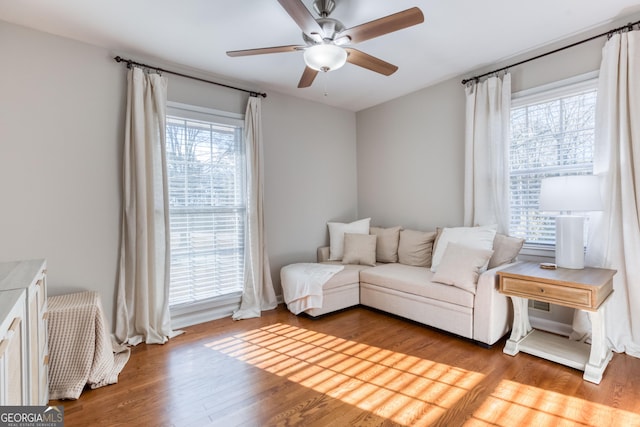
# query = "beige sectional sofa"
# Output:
<box><xmin>297</xmin><ymin>221</ymin><xmax>524</xmax><ymax>347</ymax></box>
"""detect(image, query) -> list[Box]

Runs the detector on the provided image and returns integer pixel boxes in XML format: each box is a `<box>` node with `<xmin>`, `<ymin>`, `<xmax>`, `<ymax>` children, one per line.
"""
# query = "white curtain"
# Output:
<box><xmin>584</xmin><ymin>30</ymin><xmax>640</xmax><ymax>357</ymax></box>
<box><xmin>233</xmin><ymin>96</ymin><xmax>278</xmax><ymax>319</ymax></box>
<box><xmin>464</xmin><ymin>74</ymin><xmax>512</xmax><ymax>233</ymax></box>
<box><xmin>115</xmin><ymin>67</ymin><xmax>176</xmax><ymax>345</ymax></box>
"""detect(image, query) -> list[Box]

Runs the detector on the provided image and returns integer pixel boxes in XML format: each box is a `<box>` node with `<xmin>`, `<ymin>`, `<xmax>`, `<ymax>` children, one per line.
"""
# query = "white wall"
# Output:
<box><xmin>0</xmin><ymin>20</ymin><xmax>357</xmax><ymax>327</ymax></box>
<box><xmin>355</xmin><ymin>33</ymin><xmax>612</xmax><ymax>232</ymax></box>
<box><xmin>356</xmin><ymin>78</ymin><xmax>465</xmax><ymax>230</ymax></box>
<box><xmin>262</xmin><ymin>91</ymin><xmax>358</xmax><ymax>294</ymax></box>
<box><xmin>0</xmin><ymin>22</ymin><xmax>125</xmax><ymax>325</ymax></box>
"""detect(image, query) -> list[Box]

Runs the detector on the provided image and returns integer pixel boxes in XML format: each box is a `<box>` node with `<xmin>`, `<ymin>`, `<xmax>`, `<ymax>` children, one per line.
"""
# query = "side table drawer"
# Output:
<box><xmin>501</xmin><ymin>277</ymin><xmax>592</xmax><ymax>309</ymax></box>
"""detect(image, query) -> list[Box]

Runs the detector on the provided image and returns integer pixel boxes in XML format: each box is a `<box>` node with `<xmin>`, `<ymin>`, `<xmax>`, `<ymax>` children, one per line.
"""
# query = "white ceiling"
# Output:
<box><xmin>1</xmin><ymin>0</ymin><xmax>639</xmax><ymax>111</ymax></box>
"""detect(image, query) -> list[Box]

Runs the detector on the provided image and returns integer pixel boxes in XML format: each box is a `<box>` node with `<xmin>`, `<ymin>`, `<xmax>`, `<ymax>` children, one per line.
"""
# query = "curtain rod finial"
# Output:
<box><xmin>115</xmin><ymin>55</ymin><xmax>267</xmax><ymax>97</ymax></box>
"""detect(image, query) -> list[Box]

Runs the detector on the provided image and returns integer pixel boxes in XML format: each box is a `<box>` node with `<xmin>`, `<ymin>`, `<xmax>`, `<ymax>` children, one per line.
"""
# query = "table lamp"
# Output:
<box><xmin>539</xmin><ymin>175</ymin><xmax>603</xmax><ymax>269</ymax></box>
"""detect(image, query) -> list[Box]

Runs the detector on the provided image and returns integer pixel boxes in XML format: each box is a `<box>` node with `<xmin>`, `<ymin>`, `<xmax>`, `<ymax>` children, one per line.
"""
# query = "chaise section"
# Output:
<box><xmin>304</xmin><ymin>263</ymin><xmax>370</xmax><ymax>317</ymax></box>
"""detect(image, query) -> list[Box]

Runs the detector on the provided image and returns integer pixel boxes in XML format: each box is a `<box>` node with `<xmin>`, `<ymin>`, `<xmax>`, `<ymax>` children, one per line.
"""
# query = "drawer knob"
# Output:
<box><xmin>540</xmin><ymin>288</ymin><xmax>545</xmax><ymax>293</ymax></box>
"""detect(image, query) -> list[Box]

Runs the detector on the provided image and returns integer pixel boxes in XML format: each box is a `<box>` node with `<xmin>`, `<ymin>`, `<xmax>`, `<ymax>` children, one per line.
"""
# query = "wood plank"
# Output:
<box><xmin>50</xmin><ymin>305</ymin><xmax>640</xmax><ymax>426</ymax></box>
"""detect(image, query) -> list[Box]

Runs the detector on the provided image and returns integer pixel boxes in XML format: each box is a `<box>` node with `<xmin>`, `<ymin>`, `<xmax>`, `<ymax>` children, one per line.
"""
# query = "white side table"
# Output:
<box><xmin>497</xmin><ymin>261</ymin><xmax>616</xmax><ymax>384</ymax></box>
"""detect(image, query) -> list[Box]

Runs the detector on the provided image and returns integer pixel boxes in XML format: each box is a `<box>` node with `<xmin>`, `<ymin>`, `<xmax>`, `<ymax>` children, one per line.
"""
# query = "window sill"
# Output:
<box><xmin>517</xmin><ymin>244</ymin><xmax>556</xmax><ymax>263</ymax></box>
<box><xmin>170</xmin><ymin>292</ymin><xmax>242</xmax><ymax>329</ymax></box>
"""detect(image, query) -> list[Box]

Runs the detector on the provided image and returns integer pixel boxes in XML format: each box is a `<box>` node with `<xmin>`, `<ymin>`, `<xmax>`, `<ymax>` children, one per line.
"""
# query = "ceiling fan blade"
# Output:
<box><xmin>339</xmin><ymin>7</ymin><xmax>424</xmax><ymax>44</ymax></box>
<box><xmin>277</xmin><ymin>0</ymin><xmax>324</xmax><ymax>37</ymax></box>
<box><xmin>226</xmin><ymin>45</ymin><xmax>304</xmax><ymax>57</ymax></box>
<box><xmin>344</xmin><ymin>48</ymin><xmax>398</xmax><ymax>76</ymax></box>
<box><xmin>298</xmin><ymin>66</ymin><xmax>319</xmax><ymax>88</ymax></box>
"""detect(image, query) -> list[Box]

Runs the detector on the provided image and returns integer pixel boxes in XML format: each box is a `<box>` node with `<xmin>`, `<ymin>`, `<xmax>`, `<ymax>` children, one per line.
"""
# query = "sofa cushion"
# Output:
<box><xmin>342</xmin><ymin>233</ymin><xmax>377</xmax><ymax>266</ymax></box>
<box><xmin>370</xmin><ymin>226</ymin><xmax>402</xmax><ymax>263</ymax></box>
<box><xmin>359</xmin><ymin>263</ymin><xmax>475</xmax><ymax>308</ymax></box>
<box><xmin>397</xmin><ymin>229</ymin><xmax>437</xmax><ymax>267</ymax></box>
<box><xmin>320</xmin><ymin>263</ymin><xmax>371</xmax><ymax>289</ymax></box>
<box><xmin>432</xmin><ymin>242</ymin><xmax>494</xmax><ymax>294</ymax></box>
<box><xmin>489</xmin><ymin>233</ymin><xmax>525</xmax><ymax>269</ymax></box>
<box><xmin>431</xmin><ymin>224</ymin><xmax>497</xmax><ymax>272</ymax></box>
<box><xmin>327</xmin><ymin>217</ymin><xmax>371</xmax><ymax>261</ymax></box>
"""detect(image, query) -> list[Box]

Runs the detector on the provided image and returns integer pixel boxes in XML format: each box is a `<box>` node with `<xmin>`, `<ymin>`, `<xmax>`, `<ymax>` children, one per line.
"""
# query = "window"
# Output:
<box><xmin>165</xmin><ymin>104</ymin><xmax>246</xmax><ymax>307</ymax></box>
<box><xmin>509</xmin><ymin>75</ymin><xmax>597</xmax><ymax>246</ymax></box>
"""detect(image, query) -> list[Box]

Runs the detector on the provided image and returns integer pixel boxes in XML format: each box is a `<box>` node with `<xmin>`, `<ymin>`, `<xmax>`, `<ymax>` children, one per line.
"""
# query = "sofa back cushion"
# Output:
<box><xmin>488</xmin><ymin>233</ymin><xmax>525</xmax><ymax>269</ymax></box>
<box><xmin>370</xmin><ymin>226</ymin><xmax>402</xmax><ymax>263</ymax></box>
<box><xmin>397</xmin><ymin>229</ymin><xmax>437</xmax><ymax>267</ymax></box>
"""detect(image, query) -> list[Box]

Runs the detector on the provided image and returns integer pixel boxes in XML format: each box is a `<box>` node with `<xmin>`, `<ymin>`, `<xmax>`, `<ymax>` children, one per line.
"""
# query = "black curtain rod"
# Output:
<box><xmin>461</xmin><ymin>19</ymin><xmax>640</xmax><ymax>85</ymax></box>
<box><xmin>114</xmin><ymin>56</ymin><xmax>267</xmax><ymax>98</ymax></box>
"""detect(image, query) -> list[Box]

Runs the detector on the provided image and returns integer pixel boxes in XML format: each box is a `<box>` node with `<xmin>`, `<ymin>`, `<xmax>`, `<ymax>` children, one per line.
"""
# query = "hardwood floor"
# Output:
<box><xmin>51</xmin><ymin>305</ymin><xmax>640</xmax><ymax>426</ymax></box>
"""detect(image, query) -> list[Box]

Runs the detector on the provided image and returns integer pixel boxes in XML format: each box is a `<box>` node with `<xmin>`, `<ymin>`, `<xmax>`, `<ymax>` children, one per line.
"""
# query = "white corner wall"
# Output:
<box><xmin>0</xmin><ymin>20</ymin><xmax>358</xmax><ymax>328</ymax></box>
<box><xmin>356</xmin><ymin>78</ymin><xmax>466</xmax><ymax>230</ymax></box>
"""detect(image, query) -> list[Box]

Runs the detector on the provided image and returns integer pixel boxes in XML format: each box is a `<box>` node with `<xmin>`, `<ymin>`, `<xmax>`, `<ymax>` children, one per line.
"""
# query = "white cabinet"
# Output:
<box><xmin>0</xmin><ymin>289</ymin><xmax>28</xmax><ymax>405</ymax></box>
<box><xmin>0</xmin><ymin>259</ymin><xmax>48</xmax><ymax>405</ymax></box>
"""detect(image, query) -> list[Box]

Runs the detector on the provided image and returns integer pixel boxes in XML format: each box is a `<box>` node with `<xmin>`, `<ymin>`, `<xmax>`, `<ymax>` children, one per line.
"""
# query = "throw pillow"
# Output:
<box><xmin>488</xmin><ymin>233</ymin><xmax>525</xmax><ymax>269</ymax></box>
<box><xmin>397</xmin><ymin>229</ymin><xmax>437</xmax><ymax>267</ymax></box>
<box><xmin>433</xmin><ymin>227</ymin><xmax>443</xmax><ymax>253</ymax></box>
<box><xmin>431</xmin><ymin>224</ymin><xmax>497</xmax><ymax>272</ymax></box>
<box><xmin>370</xmin><ymin>226</ymin><xmax>402</xmax><ymax>263</ymax></box>
<box><xmin>327</xmin><ymin>218</ymin><xmax>371</xmax><ymax>261</ymax></box>
<box><xmin>432</xmin><ymin>242</ymin><xmax>494</xmax><ymax>294</ymax></box>
<box><xmin>342</xmin><ymin>233</ymin><xmax>377</xmax><ymax>266</ymax></box>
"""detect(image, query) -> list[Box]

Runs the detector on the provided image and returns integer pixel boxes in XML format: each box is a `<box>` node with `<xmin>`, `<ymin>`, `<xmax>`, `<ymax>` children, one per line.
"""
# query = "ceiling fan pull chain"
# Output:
<box><xmin>323</xmin><ymin>71</ymin><xmax>329</xmax><ymax>97</ymax></box>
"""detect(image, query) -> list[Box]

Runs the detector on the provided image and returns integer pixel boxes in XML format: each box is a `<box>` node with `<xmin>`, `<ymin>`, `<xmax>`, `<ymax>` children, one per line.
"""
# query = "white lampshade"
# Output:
<box><xmin>539</xmin><ymin>175</ymin><xmax>603</xmax><ymax>213</ymax></box>
<box><xmin>303</xmin><ymin>44</ymin><xmax>347</xmax><ymax>72</ymax></box>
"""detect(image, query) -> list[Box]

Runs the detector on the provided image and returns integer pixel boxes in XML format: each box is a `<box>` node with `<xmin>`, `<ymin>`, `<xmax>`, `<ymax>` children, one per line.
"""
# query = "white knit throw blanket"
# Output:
<box><xmin>48</xmin><ymin>291</ymin><xmax>130</xmax><ymax>400</ymax></box>
<box><xmin>280</xmin><ymin>263</ymin><xmax>344</xmax><ymax>315</ymax></box>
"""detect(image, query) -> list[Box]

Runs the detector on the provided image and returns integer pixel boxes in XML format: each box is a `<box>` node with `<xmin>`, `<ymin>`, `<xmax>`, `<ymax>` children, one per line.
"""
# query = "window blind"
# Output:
<box><xmin>509</xmin><ymin>84</ymin><xmax>596</xmax><ymax>245</ymax></box>
<box><xmin>166</xmin><ymin>114</ymin><xmax>246</xmax><ymax>307</ymax></box>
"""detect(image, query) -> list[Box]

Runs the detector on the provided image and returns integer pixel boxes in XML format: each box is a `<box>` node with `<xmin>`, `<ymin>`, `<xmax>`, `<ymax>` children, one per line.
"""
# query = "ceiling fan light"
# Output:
<box><xmin>303</xmin><ymin>44</ymin><xmax>347</xmax><ymax>72</ymax></box>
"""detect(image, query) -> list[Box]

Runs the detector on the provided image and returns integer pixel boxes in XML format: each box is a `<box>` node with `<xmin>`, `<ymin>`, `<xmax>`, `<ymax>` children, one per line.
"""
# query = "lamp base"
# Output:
<box><xmin>555</xmin><ymin>215</ymin><xmax>585</xmax><ymax>269</ymax></box>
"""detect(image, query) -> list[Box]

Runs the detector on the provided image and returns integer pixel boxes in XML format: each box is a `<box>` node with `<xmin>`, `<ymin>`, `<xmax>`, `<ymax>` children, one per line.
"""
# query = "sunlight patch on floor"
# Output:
<box><xmin>205</xmin><ymin>323</ymin><xmax>485</xmax><ymax>426</ymax></box>
<box><xmin>467</xmin><ymin>379</ymin><xmax>640</xmax><ymax>426</ymax></box>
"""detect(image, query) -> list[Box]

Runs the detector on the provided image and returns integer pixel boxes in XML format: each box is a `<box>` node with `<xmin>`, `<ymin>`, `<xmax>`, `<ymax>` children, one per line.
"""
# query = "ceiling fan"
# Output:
<box><xmin>226</xmin><ymin>0</ymin><xmax>424</xmax><ymax>88</ymax></box>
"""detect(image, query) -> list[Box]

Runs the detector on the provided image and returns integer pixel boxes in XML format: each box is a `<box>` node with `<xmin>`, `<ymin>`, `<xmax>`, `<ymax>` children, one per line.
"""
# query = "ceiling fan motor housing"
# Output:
<box><xmin>302</xmin><ymin>17</ymin><xmax>345</xmax><ymax>44</ymax></box>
